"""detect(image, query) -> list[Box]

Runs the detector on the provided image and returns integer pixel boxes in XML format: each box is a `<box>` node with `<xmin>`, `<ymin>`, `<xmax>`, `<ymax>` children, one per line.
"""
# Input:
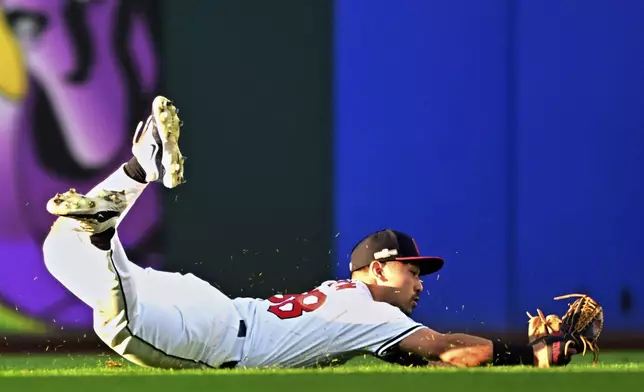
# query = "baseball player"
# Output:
<box><xmin>43</xmin><ymin>96</ymin><xmax>577</xmax><ymax>369</ymax></box>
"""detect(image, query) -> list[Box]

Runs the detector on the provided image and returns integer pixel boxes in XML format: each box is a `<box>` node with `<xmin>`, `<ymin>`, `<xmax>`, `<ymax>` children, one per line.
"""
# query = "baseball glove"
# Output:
<box><xmin>554</xmin><ymin>293</ymin><xmax>604</xmax><ymax>364</ymax></box>
<box><xmin>526</xmin><ymin>293</ymin><xmax>603</xmax><ymax>365</ymax></box>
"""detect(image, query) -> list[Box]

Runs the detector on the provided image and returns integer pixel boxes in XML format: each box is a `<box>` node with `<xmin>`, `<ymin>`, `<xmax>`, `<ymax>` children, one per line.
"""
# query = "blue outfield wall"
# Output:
<box><xmin>333</xmin><ymin>0</ymin><xmax>644</xmax><ymax>332</ymax></box>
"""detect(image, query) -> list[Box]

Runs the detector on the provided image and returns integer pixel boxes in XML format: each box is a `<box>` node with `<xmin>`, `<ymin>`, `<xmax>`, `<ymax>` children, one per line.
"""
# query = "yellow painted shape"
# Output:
<box><xmin>0</xmin><ymin>7</ymin><xmax>27</xmax><ymax>101</ymax></box>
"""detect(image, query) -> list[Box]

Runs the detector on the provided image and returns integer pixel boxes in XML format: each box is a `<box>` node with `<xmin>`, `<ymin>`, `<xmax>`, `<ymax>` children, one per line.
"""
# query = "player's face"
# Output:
<box><xmin>381</xmin><ymin>262</ymin><xmax>423</xmax><ymax>315</ymax></box>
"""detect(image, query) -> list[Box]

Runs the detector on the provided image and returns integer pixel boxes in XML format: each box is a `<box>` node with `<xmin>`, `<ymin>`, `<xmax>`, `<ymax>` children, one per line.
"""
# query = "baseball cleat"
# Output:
<box><xmin>46</xmin><ymin>188</ymin><xmax>128</xmax><ymax>233</ymax></box>
<box><xmin>132</xmin><ymin>95</ymin><xmax>185</xmax><ymax>189</ymax></box>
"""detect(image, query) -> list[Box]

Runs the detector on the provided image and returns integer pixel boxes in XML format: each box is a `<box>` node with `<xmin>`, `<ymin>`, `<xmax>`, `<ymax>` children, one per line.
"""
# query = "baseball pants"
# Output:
<box><xmin>42</xmin><ymin>166</ymin><xmax>245</xmax><ymax>369</ymax></box>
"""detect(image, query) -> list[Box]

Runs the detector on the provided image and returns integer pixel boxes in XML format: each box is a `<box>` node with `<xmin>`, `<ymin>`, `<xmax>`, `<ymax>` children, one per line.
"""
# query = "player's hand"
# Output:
<box><xmin>438</xmin><ymin>344</ymin><xmax>492</xmax><ymax>367</ymax></box>
<box><xmin>526</xmin><ymin>309</ymin><xmax>563</xmax><ymax>343</ymax></box>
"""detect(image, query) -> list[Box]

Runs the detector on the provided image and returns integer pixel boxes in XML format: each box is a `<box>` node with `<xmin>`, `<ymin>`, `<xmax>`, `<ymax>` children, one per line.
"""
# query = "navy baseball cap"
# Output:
<box><xmin>349</xmin><ymin>229</ymin><xmax>444</xmax><ymax>276</ymax></box>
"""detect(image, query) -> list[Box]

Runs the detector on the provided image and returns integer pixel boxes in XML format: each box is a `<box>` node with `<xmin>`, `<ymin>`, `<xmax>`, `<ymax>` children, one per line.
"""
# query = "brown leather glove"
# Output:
<box><xmin>555</xmin><ymin>293</ymin><xmax>604</xmax><ymax>365</ymax></box>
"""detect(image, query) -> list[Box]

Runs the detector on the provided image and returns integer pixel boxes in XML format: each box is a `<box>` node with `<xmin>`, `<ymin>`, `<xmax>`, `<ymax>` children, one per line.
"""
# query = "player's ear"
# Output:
<box><xmin>369</xmin><ymin>261</ymin><xmax>387</xmax><ymax>283</ymax></box>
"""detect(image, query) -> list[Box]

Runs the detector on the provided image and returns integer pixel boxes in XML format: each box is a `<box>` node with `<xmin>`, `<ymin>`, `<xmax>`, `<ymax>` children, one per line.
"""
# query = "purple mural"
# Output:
<box><xmin>0</xmin><ymin>0</ymin><xmax>162</xmax><ymax>331</ymax></box>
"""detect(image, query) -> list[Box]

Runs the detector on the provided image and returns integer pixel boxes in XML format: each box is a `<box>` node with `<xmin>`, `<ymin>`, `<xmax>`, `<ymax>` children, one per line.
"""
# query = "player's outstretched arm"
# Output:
<box><xmin>397</xmin><ymin>327</ymin><xmax>575</xmax><ymax>368</ymax></box>
<box><xmin>398</xmin><ymin>328</ymin><xmax>495</xmax><ymax>365</ymax></box>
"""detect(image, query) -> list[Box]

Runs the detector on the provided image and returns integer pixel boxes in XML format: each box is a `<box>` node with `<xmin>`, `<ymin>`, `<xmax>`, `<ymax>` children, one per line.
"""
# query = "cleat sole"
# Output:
<box><xmin>152</xmin><ymin>96</ymin><xmax>185</xmax><ymax>188</ymax></box>
<box><xmin>46</xmin><ymin>189</ymin><xmax>126</xmax><ymax>217</ymax></box>
<box><xmin>46</xmin><ymin>189</ymin><xmax>127</xmax><ymax>233</ymax></box>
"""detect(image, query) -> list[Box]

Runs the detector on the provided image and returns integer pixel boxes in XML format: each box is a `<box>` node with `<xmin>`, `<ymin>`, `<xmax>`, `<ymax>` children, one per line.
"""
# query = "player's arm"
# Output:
<box><xmin>359</xmin><ymin>301</ymin><xmax>536</xmax><ymax>367</ymax></box>
<box><xmin>398</xmin><ymin>328</ymin><xmax>535</xmax><ymax>367</ymax></box>
<box><xmin>347</xmin><ymin>287</ymin><xmax>573</xmax><ymax>368</ymax></box>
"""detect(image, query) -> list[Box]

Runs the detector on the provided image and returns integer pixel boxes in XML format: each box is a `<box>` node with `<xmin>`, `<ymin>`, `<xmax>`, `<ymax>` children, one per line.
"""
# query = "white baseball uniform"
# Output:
<box><xmin>233</xmin><ymin>279</ymin><xmax>427</xmax><ymax>368</ymax></box>
<box><xmin>43</xmin><ymin>166</ymin><xmax>427</xmax><ymax>369</ymax></box>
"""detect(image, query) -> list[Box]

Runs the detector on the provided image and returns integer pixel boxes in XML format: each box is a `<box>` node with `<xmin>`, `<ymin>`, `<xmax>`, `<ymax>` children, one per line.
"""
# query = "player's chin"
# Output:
<box><xmin>403</xmin><ymin>301</ymin><xmax>417</xmax><ymax>315</ymax></box>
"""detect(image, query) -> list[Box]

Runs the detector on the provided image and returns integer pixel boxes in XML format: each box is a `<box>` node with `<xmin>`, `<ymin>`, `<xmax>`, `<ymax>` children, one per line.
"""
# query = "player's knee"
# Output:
<box><xmin>42</xmin><ymin>224</ymin><xmax>65</xmax><ymax>276</ymax></box>
<box><xmin>42</xmin><ymin>218</ymin><xmax>84</xmax><ymax>278</ymax></box>
<box><xmin>93</xmin><ymin>319</ymin><xmax>131</xmax><ymax>356</ymax></box>
<box><xmin>91</xmin><ymin>285</ymin><xmax>137</xmax><ymax>352</ymax></box>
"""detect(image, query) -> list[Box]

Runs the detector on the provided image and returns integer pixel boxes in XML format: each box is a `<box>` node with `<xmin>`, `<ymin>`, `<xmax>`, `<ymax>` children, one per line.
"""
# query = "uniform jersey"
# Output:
<box><xmin>231</xmin><ymin>279</ymin><xmax>428</xmax><ymax>368</ymax></box>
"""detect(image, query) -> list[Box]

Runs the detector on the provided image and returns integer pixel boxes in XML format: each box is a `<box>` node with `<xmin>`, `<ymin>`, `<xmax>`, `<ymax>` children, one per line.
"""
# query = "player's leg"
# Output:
<box><xmin>43</xmin><ymin>215</ymin><xmax>211</xmax><ymax>369</ymax></box>
<box><xmin>42</xmin><ymin>94</ymin><xmax>183</xmax><ymax>309</ymax></box>
<box><xmin>86</xmin><ymin>94</ymin><xmax>185</xmax><ymax>225</ymax></box>
<box><xmin>42</xmin><ymin>97</ymin><xmax>210</xmax><ymax>368</ymax></box>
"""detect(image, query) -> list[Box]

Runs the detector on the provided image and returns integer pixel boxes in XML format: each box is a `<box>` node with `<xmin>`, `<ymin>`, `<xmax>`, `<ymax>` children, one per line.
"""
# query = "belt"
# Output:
<box><xmin>219</xmin><ymin>320</ymin><xmax>247</xmax><ymax>369</ymax></box>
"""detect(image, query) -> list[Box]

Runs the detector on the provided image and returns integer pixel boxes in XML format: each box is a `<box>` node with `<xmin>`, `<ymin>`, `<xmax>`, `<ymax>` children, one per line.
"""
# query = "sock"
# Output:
<box><xmin>90</xmin><ymin>227</ymin><xmax>116</xmax><ymax>251</ymax></box>
<box><xmin>87</xmin><ymin>163</ymin><xmax>149</xmax><ymax>223</ymax></box>
<box><xmin>123</xmin><ymin>156</ymin><xmax>148</xmax><ymax>184</ymax></box>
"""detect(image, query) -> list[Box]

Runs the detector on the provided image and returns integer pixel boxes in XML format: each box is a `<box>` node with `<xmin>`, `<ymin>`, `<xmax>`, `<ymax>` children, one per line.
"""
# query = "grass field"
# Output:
<box><xmin>0</xmin><ymin>351</ymin><xmax>642</xmax><ymax>391</ymax></box>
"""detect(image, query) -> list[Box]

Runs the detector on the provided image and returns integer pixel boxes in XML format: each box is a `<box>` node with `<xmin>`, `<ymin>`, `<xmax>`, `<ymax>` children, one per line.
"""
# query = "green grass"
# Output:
<box><xmin>0</xmin><ymin>351</ymin><xmax>642</xmax><ymax>391</ymax></box>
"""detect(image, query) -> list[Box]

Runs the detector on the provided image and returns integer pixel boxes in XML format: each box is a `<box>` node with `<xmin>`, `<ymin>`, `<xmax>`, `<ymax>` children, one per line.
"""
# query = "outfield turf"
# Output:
<box><xmin>0</xmin><ymin>351</ymin><xmax>642</xmax><ymax>391</ymax></box>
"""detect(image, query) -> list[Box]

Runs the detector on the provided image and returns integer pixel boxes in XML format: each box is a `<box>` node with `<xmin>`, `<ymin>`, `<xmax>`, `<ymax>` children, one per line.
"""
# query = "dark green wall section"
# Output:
<box><xmin>159</xmin><ymin>0</ymin><xmax>334</xmax><ymax>298</ymax></box>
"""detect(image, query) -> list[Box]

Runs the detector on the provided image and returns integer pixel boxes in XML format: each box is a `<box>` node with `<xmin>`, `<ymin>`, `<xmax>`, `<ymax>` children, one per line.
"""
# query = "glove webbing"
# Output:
<box><xmin>554</xmin><ymin>293</ymin><xmax>603</xmax><ymax>364</ymax></box>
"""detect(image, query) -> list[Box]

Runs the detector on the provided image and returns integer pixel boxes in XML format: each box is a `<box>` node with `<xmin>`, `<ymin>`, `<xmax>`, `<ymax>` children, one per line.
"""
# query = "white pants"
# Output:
<box><xmin>42</xmin><ymin>166</ymin><xmax>245</xmax><ymax>369</ymax></box>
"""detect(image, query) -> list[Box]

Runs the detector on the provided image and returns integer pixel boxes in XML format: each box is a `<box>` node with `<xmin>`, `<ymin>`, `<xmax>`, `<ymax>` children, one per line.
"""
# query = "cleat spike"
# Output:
<box><xmin>46</xmin><ymin>189</ymin><xmax>127</xmax><ymax>232</ymax></box>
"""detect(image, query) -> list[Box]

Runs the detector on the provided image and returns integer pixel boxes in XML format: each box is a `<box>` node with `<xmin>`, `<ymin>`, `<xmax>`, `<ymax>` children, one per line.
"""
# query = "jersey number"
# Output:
<box><xmin>267</xmin><ymin>289</ymin><xmax>327</xmax><ymax>320</ymax></box>
<box><xmin>266</xmin><ymin>280</ymin><xmax>357</xmax><ymax>320</ymax></box>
